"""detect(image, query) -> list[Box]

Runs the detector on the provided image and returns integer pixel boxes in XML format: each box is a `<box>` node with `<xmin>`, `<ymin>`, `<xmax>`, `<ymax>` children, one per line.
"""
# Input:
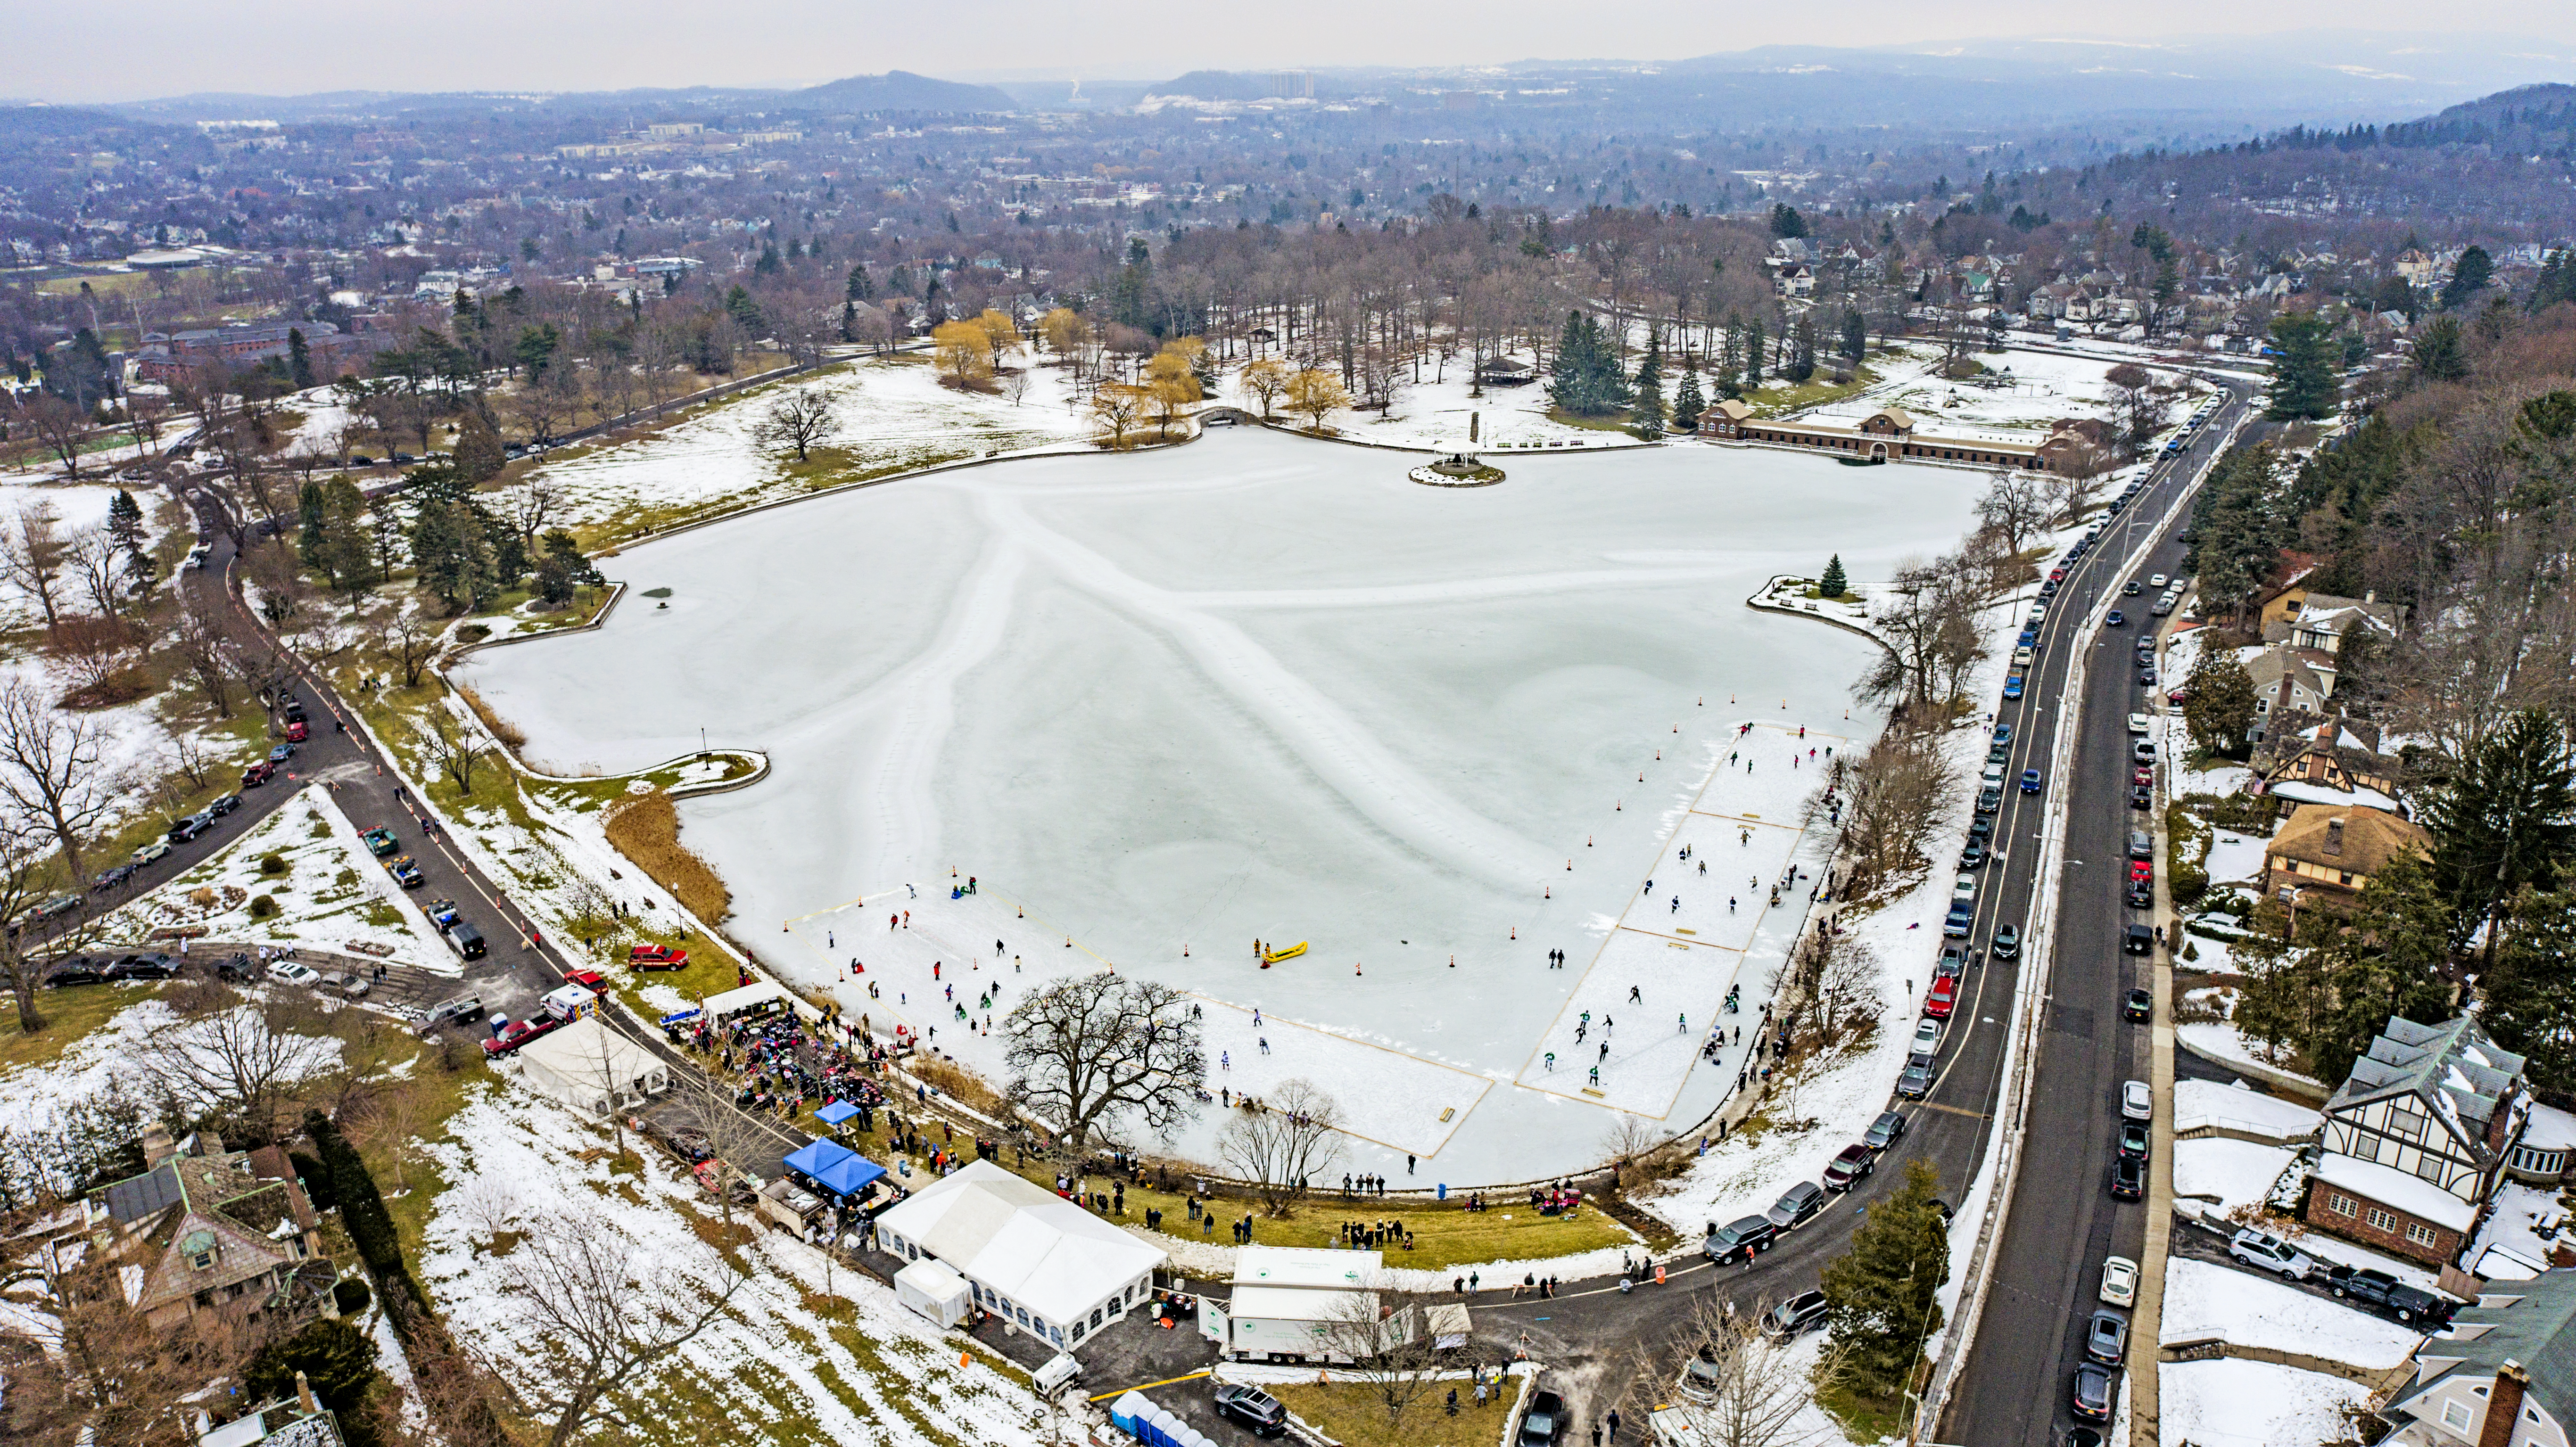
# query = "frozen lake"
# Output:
<box><xmin>464</xmin><ymin>428</ymin><xmax>1987</xmax><ymax>1182</ymax></box>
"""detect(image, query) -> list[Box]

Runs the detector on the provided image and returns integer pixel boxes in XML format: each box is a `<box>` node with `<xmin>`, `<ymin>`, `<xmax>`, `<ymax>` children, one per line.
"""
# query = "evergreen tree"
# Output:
<box><xmin>1786</xmin><ymin>314</ymin><xmax>1817</xmax><ymax>383</ymax></box>
<box><xmin>847</xmin><ymin>262</ymin><xmax>875</xmax><ymax>301</ymax></box>
<box><xmin>1630</xmin><ymin>330</ymin><xmax>1667</xmax><ymax>439</ymax></box>
<box><xmin>303</xmin><ymin>1108</ymin><xmax>429</xmax><ymax>1317</ymax></box>
<box><xmin>453</xmin><ymin>412</ymin><xmax>506</xmax><ymax>483</ymax></box>
<box><xmin>1840</xmin><ymin>307</ymin><xmax>1868</xmax><ymax>362</ymax></box>
<box><xmin>246</xmin><ymin>1317</ymin><xmax>386</xmax><ymax>1447</ymax></box>
<box><xmin>2308</xmin><ymin>852</ymin><xmax>2457</xmax><ymax>1084</ymax></box>
<box><xmin>2264</xmin><ymin>312</ymin><xmax>2338</xmax><ymax>419</ymax></box>
<box><xmin>407</xmin><ymin>499</ymin><xmax>499</xmax><ymax>612</ymax></box>
<box><xmin>2441</xmin><ymin>245</ymin><xmax>2494</xmax><ymax>310</ymax></box>
<box><xmin>1112</xmin><ymin>237</ymin><xmax>1154</xmax><ymax>330</ymax></box>
<box><xmin>1767</xmin><ymin>202</ymin><xmax>1808</xmax><ymax>238</ymax></box>
<box><xmin>755</xmin><ymin>242</ymin><xmax>782</xmax><ymax>275</ymax></box>
<box><xmin>1819</xmin><ymin>1158</ymin><xmax>1949</xmax><ymax>1400</ymax></box>
<box><xmin>2423</xmin><ymin>708</ymin><xmax>2576</xmax><ymax>960</ymax></box>
<box><xmin>1744</xmin><ymin>321</ymin><xmax>1767</xmax><ymax>389</ymax></box>
<box><xmin>1671</xmin><ymin>362</ymin><xmax>1705</xmax><ymax>432</ymax></box>
<box><xmin>2482</xmin><ymin>883</ymin><xmax>2576</xmax><ymax>1095</ymax></box>
<box><xmin>287</xmin><ymin>327</ymin><xmax>316</xmax><ymax>390</ymax></box>
<box><xmin>1819</xmin><ymin>554</ymin><xmax>1848</xmax><ymax>597</ymax></box>
<box><xmin>296</xmin><ymin>480</ymin><xmax>330</xmax><ymax>564</ymax></box>
<box><xmin>104</xmin><ymin>488</ymin><xmax>145</xmax><ymax>558</ymax></box>
<box><xmin>2180</xmin><ymin>647</ymin><xmax>2259</xmax><ymax>756</ymax></box>
<box><xmin>2529</xmin><ymin>249</ymin><xmax>2576</xmax><ymax>314</ymax></box>
<box><xmin>2414</xmin><ymin>314</ymin><xmax>2469</xmax><ymax>382</ymax></box>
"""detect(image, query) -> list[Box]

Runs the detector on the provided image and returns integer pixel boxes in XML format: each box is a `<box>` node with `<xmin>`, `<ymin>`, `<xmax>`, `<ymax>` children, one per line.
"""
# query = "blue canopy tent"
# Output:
<box><xmin>813</xmin><ymin>1154</ymin><xmax>886</xmax><ymax>1197</ymax></box>
<box><xmin>783</xmin><ymin>1138</ymin><xmax>856</xmax><ymax>1180</ymax></box>
<box><xmin>815</xmin><ymin>1099</ymin><xmax>860</xmax><ymax>1125</ymax></box>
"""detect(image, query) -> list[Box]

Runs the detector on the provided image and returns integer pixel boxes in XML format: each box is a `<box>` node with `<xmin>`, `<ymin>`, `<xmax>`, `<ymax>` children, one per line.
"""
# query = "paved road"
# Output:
<box><xmin>1941</xmin><ymin>384</ymin><xmax>2256</xmax><ymax>1446</ymax></box>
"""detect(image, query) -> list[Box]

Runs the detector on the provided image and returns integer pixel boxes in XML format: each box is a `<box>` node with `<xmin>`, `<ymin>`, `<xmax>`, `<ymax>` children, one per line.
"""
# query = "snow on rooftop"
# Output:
<box><xmin>2524</xmin><ymin>1101</ymin><xmax>2576</xmax><ymax>1151</ymax></box>
<box><xmin>2312</xmin><ymin>1151</ymin><xmax>2478</xmax><ymax>1232</ymax></box>
<box><xmin>2172</xmin><ymin>1079</ymin><xmax>2320</xmax><ymax>1142</ymax></box>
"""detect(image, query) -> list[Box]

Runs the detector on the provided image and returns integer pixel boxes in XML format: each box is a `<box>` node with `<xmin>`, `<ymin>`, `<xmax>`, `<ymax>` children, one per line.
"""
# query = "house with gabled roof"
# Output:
<box><xmin>88</xmin><ymin>1123</ymin><xmax>337</xmax><ymax>1332</ymax></box>
<box><xmin>2304</xmin><ymin>1015</ymin><xmax>2531</xmax><ymax>1267</ymax></box>
<box><xmin>2378</xmin><ymin>1268</ymin><xmax>2576</xmax><ymax>1447</ymax></box>
<box><xmin>2253</xmin><ymin>713</ymin><xmax>2408</xmax><ymax>804</ymax></box>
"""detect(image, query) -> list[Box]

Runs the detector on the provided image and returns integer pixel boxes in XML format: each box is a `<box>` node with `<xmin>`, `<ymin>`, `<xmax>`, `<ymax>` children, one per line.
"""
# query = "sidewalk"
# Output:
<box><xmin>2128</xmin><ymin>608</ymin><xmax>2185</xmax><ymax>1447</ymax></box>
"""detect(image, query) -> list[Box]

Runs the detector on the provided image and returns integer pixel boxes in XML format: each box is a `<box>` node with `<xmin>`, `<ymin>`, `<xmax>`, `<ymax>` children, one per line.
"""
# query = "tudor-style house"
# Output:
<box><xmin>2262</xmin><ymin>803</ymin><xmax>2431</xmax><ymax>911</ymax></box>
<box><xmin>2253</xmin><ymin>713</ymin><xmax>2407</xmax><ymax>801</ymax></box>
<box><xmin>2304</xmin><ymin>1015</ymin><xmax>2531</xmax><ymax>1267</ymax></box>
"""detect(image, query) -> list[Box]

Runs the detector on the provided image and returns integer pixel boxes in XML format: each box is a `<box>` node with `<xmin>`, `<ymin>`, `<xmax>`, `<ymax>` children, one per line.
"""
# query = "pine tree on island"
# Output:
<box><xmin>1820</xmin><ymin>554</ymin><xmax>1848</xmax><ymax>598</ymax></box>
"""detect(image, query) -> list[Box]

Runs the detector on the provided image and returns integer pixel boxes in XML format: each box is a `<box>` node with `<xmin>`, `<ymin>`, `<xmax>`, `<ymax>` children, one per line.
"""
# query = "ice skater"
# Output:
<box><xmin>1628</xmin><ymin>985</ymin><xmax>1641</xmax><ymax>1003</ymax></box>
<box><xmin>1252</xmin><ymin>1008</ymin><xmax>1262</xmax><ymax>1027</ymax></box>
<box><xmin>1669</xmin><ymin>896</ymin><xmax>1680</xmax><ymax>914</ymax></box>
<box><xmin>1728</xmin><ymin>897</ymin><xmax>1736</xmax><ymax>913</ymax></box>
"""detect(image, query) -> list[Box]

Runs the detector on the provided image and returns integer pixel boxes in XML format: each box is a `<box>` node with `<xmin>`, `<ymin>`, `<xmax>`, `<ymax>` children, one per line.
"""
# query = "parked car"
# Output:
<box><xmin>2124</xmin><ymin>924</ymin><xmax>2156</xmax><ymax>954</ymax></box>
<box><xmin>1924</xmin><ymin>976</ymin><xmax>1958</xmax><ymax>1019</ymax></box>
<box><xmin>1765</xmin><ymin>1181</ymin><xmax>1827</xmax><ymax>1231</ymax></box>
<box><xmin>284</xmin><ymin>719</ymin><xmax>309</xmax><ymax>742</ymax></box>
<box><xmin>2121</xmin><ymin>1080</ymin><xmax>2152</xmax><ymax>1121</ymax></box>
<box><xmin>1678</xmin><ymin>1348</ymin><xmax>1726</xmax><ymax>1402</ymax></box>
<box><xmin>1517</xmin><ymin>1388</ymin><xmax>1568</xmax><ymax>1446</ymax></box>
<box><xmin>89</xmin><ymin>863</ymin><xmax>140</xmax><ymax>892</ymax></box>
<box><xmin>334</xmin><ymin>972</ymin><xmax>372</xmax><ymax>999</ymax></box>
<box><xmin>2130</xmin><ymin>785</ymin><xmax>2155</xmax><ymax>811</ymax></box>
<box><xmin>1863</xmin><ymin>1110</ymin><xmax>1908</xmax><ymax>1152</ymax></box>
<box><xmin>2108</xmin><ymin>1157</ymin><xmax>2145</xmax><ymax>1200</ymax></box>
<box><xmin>423</xmin><ymin>897</ymin><xmax>462</xmax><ymax>927</ymax></box>
<box><xmin>1991</xmin><ymin>923</ymin><xmax>2020</xmax><ymax>960</ymax></box>
<box><xmin>2122</xmin><ymin>988</ymin><xmax>2154</xmax><ymax>1022</ymax></box>
<box><xmin>107</xmin><ymin>953</ymin><xmax>178</xmax><ymax>981</ymax></box>
<box><xmin>481</xmin><ymin>1015</ymin><xmax>564</xmax><ymax>1059</ymax></box>
<box><xmin>2099</xmin><ymin>1256</ymin><xmax>2138</xmax><ymax>1307</ymax></box>
<box><xmin>1823</xmin><ymin>1144</ymin><xmax>1875</xmax><ymax>1191</ymax></box>
<box><xmin>2132</xmin><ymin>740</ymin><xmax>2156</xmax><ymax>764</ymax></box>
<box><xmin>2228</xmin><ymin>1229</ymin><xmax>2316</xmax><ymax>1281</ymax></box>
<box><xmin>32</xmin><ymin>893</ymin><xmax>82</xmax><ymax>921</ymax></box>
<box><xmin>268</xmin><ymin>961</ymin><xmax>322</xmax><ymax>987</ymax></box>
<box><xmin>2085</xmin><ymin>1310</ymin><xmax>2130</xmax><ymax>1365</ymax></box>
<box><xmin>2105</xmin><ymin>610</ymin><xmax>2124</xmax><ymax>627</ymax></box>
<box><xmin>1967</xmin><ymin>815</ymin><xmax>1994</xmax><ymax>842</ymax></box>
<box><xmin>2319</xmin><ymin>1266</ymin><xmax>2455</xmax><ymax>1326</ymax></box>
<box><xmin>241</xmin><ymin>759</ymin><xmax>276</xmax><ymax>787</ymax></box>
<box><xmin>2125</xmin><ymin>879</ymin><xmax>2154</xmax><ymax>908</ymax></box>
<box><xmin>166</xmin><ymin>814</ymin><xmax>213</xmax><ymax>844</ymax></box>
<box><xmin>130</xmin><ymin>840</ymin><xmax>172</xmax><ymax>866</ymax></box>
<box><xmin>266</xmin><ymin>744</ymin><xmax>295</xmax><ymax>764</ymax></box>
<box><xmin>1911</xmin><ymin>1018</ymin><xmax>1942</xmax><ymax>1054</ymax></box>
<box><xmin>1942</xmin><ymin>905</ymin><xmax>1973</xmax><ymax>938</ymax></box>
<box><xmin>1704</xmin><ymin>1216</ymin><xmax>1776</xmax><ymax>1264</ymax></box>
<box><xmin>1759</xmin><ymin>1290</ymin><xmax>1831</xmax><ymax>1341</ymax></box>
<box><xmin>1216</xmin><ymin>1384</ymin><xmax>1288</xmax><ymax>1439</ymax></box>
<box><xmin>208</xmin><ymin>792</ymin><xmax>242</xmax><ymax>817</ymax></box>
<box><xmin>44</xmin><ymin>957</ymin><xmax>108</xmax><ymax>987</ymax></box>
<box><xmin>361</xmin><ymin>827</ymin><xmax>400</xmax><ymax>857</ymax></box>
<box><xmin>2117</xmin><ymin>1121</ymin><xmax>2152</xmax><ymax>1162</ymax></box>
<box><xmin>1959</xmin><ymin>839</ymin><xmax>1986</xmax><ymax>869</ymax></box>
<box><xmin>2002</xmin><ymin>674</ymin><xmax>2024</xmax><ymax>701</ymax></box>
<box><xmin>1936</xmin><ymin>944</ymin><xmax>1967</xmax><ymax>978</ymax></box>
<box><xmin>2127</xmin><ymin>860</ymin><xmax>2154</xmax><ymax>885</ymax></box>
<box><xmin>384</xmin><ymin>855</ymin><xmax>424</xmax><ymax>888</ymax></box>
<box><xmin>2071</xmin><ymin>1365</ymin><xmax>2116</xmax><ymax>1423</ymax></box>
<box><xmin>2138</xmin><ymin>666</ymin><xmax>2158</xmax><ymax>686</ymax></box>
<box><xmin>629</xmin><ymin>944</ymin><xmax>690</xmax><ymax>970</ymax></box>
<box><xmin>417</xmin><ymin>995</ymin><xmax>487</xmax><ymax>1032</ymax></box>
<box><xmin>1896</xmin><ymin>1060</ymin><xmax>1934</xmax><ymax>1099</ymax></box>
<box><xmin>1992</xmin><ymin>724</ymin><xmax>2014</xmax><ymax>745</ymax></box>
<box><xmin>1975</xmin><ymin>786</ymin><xmax>2002</xmax><ymax>815</ymax></box>
<box><xmin>2149</xmin><ymin>574</ymin><xmax>2168</xmax><ymax>588</ymax></box>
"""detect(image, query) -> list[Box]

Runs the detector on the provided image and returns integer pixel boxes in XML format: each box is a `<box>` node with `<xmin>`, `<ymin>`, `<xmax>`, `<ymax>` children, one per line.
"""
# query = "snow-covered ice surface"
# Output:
<box><xmin>94</xmin><ymin>781</ymin><xmax>460</xmax><ymax>972</ymax></box>
<box><xmin>420</xmin><ymin>1085</ymin><xmax>1049</xmax><ymax>1445</ymax></box>
<box><xmin>2156</xmin><ymin>1358</ymin><xmax>2373</xmax><ymax>1447</ymax></box>
<box><xmin>2161</xmin><ymin>1257</ymin><xmax>2420</xmax><ymax>1368</ymax></box>
<box><xmin>464</xmin><ymin>427</ymin><xmax>1990</xmax><ymax>1180</ymax></box>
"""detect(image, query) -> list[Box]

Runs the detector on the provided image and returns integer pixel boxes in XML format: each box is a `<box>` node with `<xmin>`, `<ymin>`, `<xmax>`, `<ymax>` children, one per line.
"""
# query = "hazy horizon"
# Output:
<box><xmin>6</xmin><ymin>4</ymin><xmax>2574</xmax><ymax>106</ymax></box>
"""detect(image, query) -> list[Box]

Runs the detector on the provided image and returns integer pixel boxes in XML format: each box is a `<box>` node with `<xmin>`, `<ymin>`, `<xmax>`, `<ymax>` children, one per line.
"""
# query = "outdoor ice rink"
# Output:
<box><xmin>464</xmin><ymin>427</ymin><xmax>1988</xmax><ymax>1181</ymax></box>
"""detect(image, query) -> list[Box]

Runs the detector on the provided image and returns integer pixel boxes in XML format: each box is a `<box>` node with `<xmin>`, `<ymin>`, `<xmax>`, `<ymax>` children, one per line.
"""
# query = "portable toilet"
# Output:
<box><xmin>1110</xmin><ymin>1393</ymin><xmax>1152</xmax><ymax>1435</ymax></box>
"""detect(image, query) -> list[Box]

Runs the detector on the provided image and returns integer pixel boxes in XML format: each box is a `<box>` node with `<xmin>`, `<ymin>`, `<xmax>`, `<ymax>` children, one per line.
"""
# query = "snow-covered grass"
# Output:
<box><xmin>420</xmin><ymin>1084</ymin><xmax>1051</xmax><ymax>1446</ymax></box>
<box><xmin>0</xmin><ymin>990</ymin><xmax>175</xmax><ymax>1137</ymax></box>
<box><xmin>2469</xmin><ymin>1181</ymin><xmax>2572</xmax><ymax>1280</ymax></box>
<box><xmin>2161</xmin><ymin>1257</ymin><xmax>2421</xmax><ymax>1368</ymax></box>
<box><xmin>2156</xmin><ymin>1357</ymin><xmax>2373</xmax><ymax>1447</ymax></box>
<box><xmin>90</xmin><ymin>783</ymin><xmax>459</xmax><ymax>972</ymax></box>
<box><xmin>2173</xmin><ymin>1079</ymin><xmax>2320</xmax><ymax>1141</ymax></box>
<box><xmin>517</xmin><ymin>354</ymin><xmax>1096</xmax><ymax>545</ymax></box>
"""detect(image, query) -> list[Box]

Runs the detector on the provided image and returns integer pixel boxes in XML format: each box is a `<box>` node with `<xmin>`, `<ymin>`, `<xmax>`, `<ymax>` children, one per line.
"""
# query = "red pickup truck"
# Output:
<box><xmin>481</xmin><ymin>1016</ymin><xmax>565</xmax><ymax>1058</ymax></box>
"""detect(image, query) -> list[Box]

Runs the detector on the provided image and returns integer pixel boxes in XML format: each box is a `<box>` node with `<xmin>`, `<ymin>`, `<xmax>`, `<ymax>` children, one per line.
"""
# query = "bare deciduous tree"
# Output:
<box><xmin>1972</xmin><ymin>470</ymin><xmax>2050</xmax><ymax>560</ymax></box>
<box><xmin>170</xmin><ymin>592</ymin><xmax>241</xmax><ymax>716</ymax></box>
<box><xmin>751</xmin><ymin>385</ymin><xmax>841</xmax><ymax>462</ymax></box>
<box><xmin>1002</xmin><ymin>972</ymin><xmax>1203</xmax><ymax>1165</ymax></box>
<box><xmin>139</xmin><ymin>991</ymin><xmax>339</xmax><ymax>1146</ymax></box>
<box><xmin>377</xmin><ymin>609</ymin><xmax>444</xmax><ymax>689</ymax></box>
<box><xmin>0</xmin><ymin>676</ymin><xmax>127</xmax><ymax>885</ymax></box>
<box><xmin>1215</xmin><ymin>1076</ymin><xmax>1344</xmax><ymax>1213</ymax></box>
<box><xmin>422</xmin><ymin>707</ymin><xmax>487</xmax><ymax>796</ymax></box>
<box><xmin>1623</xmin><ymin>1292</ymin><xmax>1848</xmax><ymax>1447</ymax></box>
<box><xmin>1318</xmin><ymin>1282</ymin><xmax>1451</xmax><ymax>1439</ymax></box>
<box><xmin>0</xmin><ymin>503</ymin><xmax>70</xmax><ymax>630</ymax></box>
<box><xmin>489</xmin><ymin>1213</ymin><xmax>740</xmax><ymax>1447</ymax></box>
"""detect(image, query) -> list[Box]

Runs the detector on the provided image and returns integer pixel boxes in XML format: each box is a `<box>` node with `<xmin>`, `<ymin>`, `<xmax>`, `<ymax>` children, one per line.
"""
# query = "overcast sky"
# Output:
<box><xmin>7</xmin><ymin>0</ymin><xmax>2573</xmax><ymax>102</ymax></box>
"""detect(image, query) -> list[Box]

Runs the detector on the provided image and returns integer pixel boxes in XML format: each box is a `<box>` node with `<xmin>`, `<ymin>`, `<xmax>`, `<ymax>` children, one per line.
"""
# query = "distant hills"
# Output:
<box><xmin>781</xmin><ymin>70</ymin><xmax>1015</xmax><ymax>114</ymax></box>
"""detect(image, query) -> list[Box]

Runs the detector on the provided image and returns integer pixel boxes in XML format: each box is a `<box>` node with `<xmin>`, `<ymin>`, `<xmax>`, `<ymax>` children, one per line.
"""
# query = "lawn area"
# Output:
<box><xmin>369</xmin><ymin>1044</ymin><xmax>496</xmax><ymax>1269</ymax></box>
<box><xmin>0</xmin><ymin>981</ymin><xmax>163</xmax><ymax>1073</ymax></box>
<box><xmin>807</xmin><ymin>1105</ymin><xmax>1634</xmax><ymax>1273</ymax></box>
<box><xmin>1268</xmin><ymin>1382</ymin><xmax>1517</xmax><ymax>1447</ymax></box>
<box><xmin>1741</xmin><ymin>359</ymin><xmax>1887</xmax><ymax>418</ymax></box>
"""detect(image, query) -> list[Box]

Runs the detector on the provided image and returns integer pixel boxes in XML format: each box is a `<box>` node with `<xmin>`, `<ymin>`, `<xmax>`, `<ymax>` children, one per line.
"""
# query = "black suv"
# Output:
<box><xmin>1991</xmin><ymin>923</ymin><xmax>2020</xmax><ymax>960</ymax></box>
<box><xmin>1760</xmin><ymin>1290</ymin><xmax>1830</xmax><ymax>1340</ymax></box>
<box><xmin>2320</xmin><ymin>1266</ymin><xmax>2454</xmax><ymax>1326</ymax></box>
<box><xmin>1519</xmin><ymin>1389</ymin><xmax>1568</xmax><ymax>1446</ymax></box>
<box><xmin>1215</xmin><ymin>1383</ymin><xmax>1287</xmax><ymax>1438</ymax></box>
<box><xmin>1705</xmin><ymin>1215</ymin><xmax>1777</xmax><ymax>1264</ymax></box>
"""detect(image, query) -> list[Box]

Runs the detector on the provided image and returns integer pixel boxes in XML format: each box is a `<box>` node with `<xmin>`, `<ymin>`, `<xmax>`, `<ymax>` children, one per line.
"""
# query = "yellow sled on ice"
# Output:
<box><xmin>1260</xmin><ymin>941</ymin><xmax>1308</xmax><ymax>967</ymax></box>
